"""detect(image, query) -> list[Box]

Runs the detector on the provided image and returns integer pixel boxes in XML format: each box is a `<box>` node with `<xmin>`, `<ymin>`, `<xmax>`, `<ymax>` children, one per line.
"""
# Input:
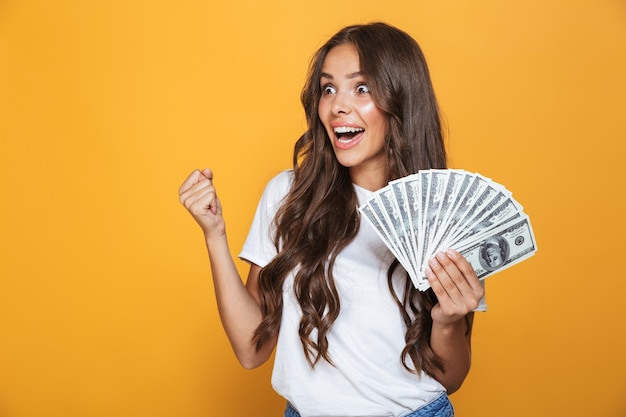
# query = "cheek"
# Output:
<box><xmin>318</xmin><ymin>98</ymin><xmax>330</xmax><ymax>120</ymax></box>
<box><xmin>362</xmin><ymin>103</ymin><xmax>387</xmax><ymax>131</ymax></box>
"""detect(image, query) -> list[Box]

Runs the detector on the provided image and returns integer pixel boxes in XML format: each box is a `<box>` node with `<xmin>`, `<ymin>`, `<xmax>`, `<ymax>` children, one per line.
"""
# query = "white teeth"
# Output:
<box><xmin>333</xmin><ymin>126</ymin><xmax>364</xmax><ymax>134</ymax></box>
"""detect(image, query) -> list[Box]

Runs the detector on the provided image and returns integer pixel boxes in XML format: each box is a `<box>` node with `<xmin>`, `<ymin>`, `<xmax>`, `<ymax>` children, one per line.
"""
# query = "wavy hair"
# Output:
<box><xmin>252</xmin><ymin>22</ymin><xmax>448</xmax><ymax>377</ymax></box>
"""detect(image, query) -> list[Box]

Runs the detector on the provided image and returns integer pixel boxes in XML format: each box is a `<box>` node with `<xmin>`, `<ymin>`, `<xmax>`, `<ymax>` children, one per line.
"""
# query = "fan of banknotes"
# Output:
<box><xmin>358</xmin><ymin>169</ymin><xmax>537</xmax><ymax>291</ymax></box>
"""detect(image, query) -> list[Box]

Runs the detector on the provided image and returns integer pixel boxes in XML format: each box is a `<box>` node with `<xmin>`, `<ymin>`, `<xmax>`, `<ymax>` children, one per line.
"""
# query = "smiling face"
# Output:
<box><xmin>318</xmin><ymin>43</ymin><xmax>389</xmax><ymax>190</ymax></box>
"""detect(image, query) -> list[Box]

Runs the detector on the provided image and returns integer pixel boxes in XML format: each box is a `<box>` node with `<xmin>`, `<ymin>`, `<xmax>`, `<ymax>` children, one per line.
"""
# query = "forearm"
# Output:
<box><xmin>205</xmin><ymin>234</ymin><xmax>273</xmax><ymax>369</ymax></box>
<box><xmin>429</xmin><ymin>313</ymin><xmax>474</xmax><ymax>394</ymax></box>
<box><xmin>424</xmin><ymin>250</ymin><xmax>483</xmax><ymax>393</ymax></box>
<box><xmin>178</xmin><ymin>169</ymin><xmax>274</xmax><ymax>368</ymax></box>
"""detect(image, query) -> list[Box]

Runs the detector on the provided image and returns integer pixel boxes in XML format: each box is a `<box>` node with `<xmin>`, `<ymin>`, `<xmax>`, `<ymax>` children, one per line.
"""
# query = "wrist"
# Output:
<box><xmin>205</xmin><ymin>230</ymin><xmax>227</xmax><ymax>245</ymax></box>
<box><xmin>431</xmin><ymin>315</ymin><xmax>466</xmax><ymax>333</ymax></box>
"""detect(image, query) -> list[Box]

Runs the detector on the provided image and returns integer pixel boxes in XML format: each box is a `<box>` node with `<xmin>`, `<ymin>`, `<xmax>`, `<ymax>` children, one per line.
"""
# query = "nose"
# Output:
<box><xmin>332</xmin><ymin>91</ymin><xmax>352</xmax><ymax>115</ymax></box>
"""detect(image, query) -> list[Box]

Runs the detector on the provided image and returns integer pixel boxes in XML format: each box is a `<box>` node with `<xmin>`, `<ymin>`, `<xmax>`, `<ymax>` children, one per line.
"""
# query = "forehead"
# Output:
<box><xmin>321</xmin><ymin>44</ymin><xmax>361</xmax><ymax>75</ymax></box>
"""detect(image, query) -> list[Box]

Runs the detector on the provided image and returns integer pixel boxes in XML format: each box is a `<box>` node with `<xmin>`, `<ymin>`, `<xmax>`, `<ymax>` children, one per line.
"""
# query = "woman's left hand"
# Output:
<box><xmin>425</xmin><ymin>249</ymin><xmax>485</xmax><ymax>326</ymax></box>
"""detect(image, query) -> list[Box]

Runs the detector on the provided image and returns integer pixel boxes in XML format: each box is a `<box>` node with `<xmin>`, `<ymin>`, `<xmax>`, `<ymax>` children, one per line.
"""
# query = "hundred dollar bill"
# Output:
<box><xmin>423</xmin><ymin>169</ymin><xmax>470</xmax><ymax>264</ymax></box>
<box><xmin>430</xmin><ymin>173</ymin><xmax>487</xmax><ymax>253</ymax></box>
<box><xmin>418</xmin><ymin>170</ymin><xmax>448</xmax><ymax>274</ymax></box>
<box><xmin>375</xmin><ymin>187</ymin><xmax>417</xmax><ymax>275</ymax></box>
<box><xmin>359</xmin><ymin>202</ymin><xmax>402</xmax><ymax>261</ymax></box>
<box><xmin>443</xmin><ymin>178</ymin><xmax>503</xmax><ymax>248</ymax></box>
<box><xmin>360</xmin><ymin>199</ymin><xmax>420</xmax><ymax>286</ymax></box>
<box><xmin>402</xmin><ymin>173</ymin><xmax>423</xmax><ymax>262</ymax></box>
<box><xmin>433</xmin><ymin>170</ymin><xmax>471</xmax><ymax>235</ymax></box>
<box><xmin>360</xmin><ymin>169</ymin><xmax>536</xmax><ymax>291</ymax></box>
<box><xmin>454</xmin><ymin>215</ymin><xmax>537</xmax><ymax>281</ymax></box>
<box><xmin>389</xmin><ymin>177</ymin><xmax>419</xmax><ymax>271</ymax></box>
<box><xmin>445</xmin><ymin>194</ymin><xmax>524</xmax><ymax>249</ymax></box>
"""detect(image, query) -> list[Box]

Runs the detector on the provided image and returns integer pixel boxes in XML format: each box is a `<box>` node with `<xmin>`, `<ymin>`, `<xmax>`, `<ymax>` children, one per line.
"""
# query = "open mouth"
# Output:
<box><xmin>334</xmin><ymin>126</ymin><xmax>365</xmax><ymax>143</ymax></box>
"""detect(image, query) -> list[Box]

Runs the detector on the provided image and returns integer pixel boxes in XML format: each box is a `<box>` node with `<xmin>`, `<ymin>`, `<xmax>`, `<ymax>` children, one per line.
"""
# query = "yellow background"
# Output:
<box><xmin>1</xmin><ymin>0</ymin><xmax>625</xmax><ymax>416</ymax></box>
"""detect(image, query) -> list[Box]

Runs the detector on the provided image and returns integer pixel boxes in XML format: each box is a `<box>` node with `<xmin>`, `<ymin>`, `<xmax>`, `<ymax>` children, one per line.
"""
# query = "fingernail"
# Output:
<box><xmin>425</xmin><ymin>266</ymin><xmax>433</xmax><ymax>278</ymax></box>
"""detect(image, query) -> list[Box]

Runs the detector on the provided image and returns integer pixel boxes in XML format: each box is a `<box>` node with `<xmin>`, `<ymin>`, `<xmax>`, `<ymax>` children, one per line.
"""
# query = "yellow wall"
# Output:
<box><xmin>1</xmin><ymin>1</ymin><xmax>625</xmax><ymax>416</ymax></box>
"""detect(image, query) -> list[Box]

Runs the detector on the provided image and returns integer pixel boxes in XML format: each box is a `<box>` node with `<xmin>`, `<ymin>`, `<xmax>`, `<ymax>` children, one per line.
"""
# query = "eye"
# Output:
<box><xmin>355</xmin><ymin>83</ymin><xmax>370</xmax><ymax>94</ymax></box>
<box><xmin>321</xmin><ymin>84</ymin><xmax>336</xmax><ymax>95</ymax></box>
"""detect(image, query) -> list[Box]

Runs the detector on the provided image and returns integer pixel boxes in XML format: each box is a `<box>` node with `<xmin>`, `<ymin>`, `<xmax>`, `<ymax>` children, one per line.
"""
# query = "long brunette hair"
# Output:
<box><xmin>253</xmin><ymin>22</ymin><xmax>448</xmax><ymax>376</ymax></box>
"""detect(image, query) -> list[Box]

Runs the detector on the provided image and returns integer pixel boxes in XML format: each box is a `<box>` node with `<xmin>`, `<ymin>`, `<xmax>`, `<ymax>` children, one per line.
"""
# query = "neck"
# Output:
<box><xmin>349</xmin><ymin>166</ymin><xmax>388</xmax><ymax>191</ymax></box>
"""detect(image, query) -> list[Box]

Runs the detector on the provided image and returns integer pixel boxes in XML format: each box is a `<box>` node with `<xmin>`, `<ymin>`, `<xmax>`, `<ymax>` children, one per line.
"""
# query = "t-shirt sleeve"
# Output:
<box><xmin>239</xmin><ymin>170</ymin><xmax>292</xmax><ymax>268</ymax></box>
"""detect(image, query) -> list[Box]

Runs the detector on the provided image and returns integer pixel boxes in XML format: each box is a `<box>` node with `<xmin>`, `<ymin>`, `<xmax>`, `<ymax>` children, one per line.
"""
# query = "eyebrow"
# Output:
<box><xmin>320</xmin><ymin>71</ymin><xmax>363</xmax><ymax>80</ymax></box>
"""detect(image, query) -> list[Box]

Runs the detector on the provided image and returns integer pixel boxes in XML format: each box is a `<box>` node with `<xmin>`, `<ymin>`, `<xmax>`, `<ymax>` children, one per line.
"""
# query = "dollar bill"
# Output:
<box><xmin>358</xmin><ymin>169</ymin><xmax>537</xmax><ymax>291</ymax></box>
<box><xmin>455</xmin><ymin>215</ymin><xmax>537</xmax><ymax>280</ymax></box>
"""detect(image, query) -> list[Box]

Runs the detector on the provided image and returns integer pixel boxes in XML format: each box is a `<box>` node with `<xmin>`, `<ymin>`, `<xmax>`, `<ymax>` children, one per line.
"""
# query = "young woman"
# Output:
<box><xmin>179</xmin><ymin>22</ymin><xmax>485</xmax><ymax>417</ymax></box>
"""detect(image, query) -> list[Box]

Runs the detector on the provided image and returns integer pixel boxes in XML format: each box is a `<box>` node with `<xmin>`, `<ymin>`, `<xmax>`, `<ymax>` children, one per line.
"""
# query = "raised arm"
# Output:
<box><xmin>424</xmin><ymin>249</ymin><xmax>485</xmax><ymax>393</ymax></box>
<box><xmin>178</xmin><ymin>168</ymin><xmax>276</xmax><ymax>369</ymax></box>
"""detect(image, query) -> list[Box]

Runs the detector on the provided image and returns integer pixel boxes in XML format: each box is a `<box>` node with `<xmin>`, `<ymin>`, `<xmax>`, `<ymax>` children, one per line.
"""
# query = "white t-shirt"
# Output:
<box><xmin>240</xmin><ymin>170</ymin><xmax>484</xmax><ymax>417</ymax></box>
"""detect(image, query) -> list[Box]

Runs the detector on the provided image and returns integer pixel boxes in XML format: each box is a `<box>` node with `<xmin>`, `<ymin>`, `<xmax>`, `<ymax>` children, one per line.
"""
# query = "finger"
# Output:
<box><xmin>425</xmin><ymin>265</ymin><xmax>448</xmax><ymax>303</ymax></box>
<box><xmin>427</xmin><ymin>257</ymin><xmax>477</xmax><ymax>320</ymax></box>
<box><xmin>435</xmin><ymin>251</ymin><xmax>475</xmax><ymax>290</ymax></box>
<box><xmin>185</xmin><ymin>180</ymin><xmax>222</xmax><ymax>217</ymax></box>
<box><xmin>179</xmin><ymin>177</ymin><xmax>213</xmax><ymax>206</ymax></box>
<box><xmin>178</xmin><ymin>168</ymin><xmax>213</xmax><ymax>196</ymax></box>
<box><xmin>432</xmin><ymin>250</ymin><xmax>484</xmax><ymax>312</ymax></box>
<box><xmin>426</xmin><ymin>254</ymin><xmax>459</xmax><ymax>301</ymax></box>
<box><xmin>183</xmin><ymin>184</ymin><xmax>216</xmax><ymax>214</ymax></box>
<box><xmin>178</xmin><ymin>169</ymin><xmax>204</xmax><ymax>195</ymax></box>
<box><xmin>428</xmin><ymin>251</ymin><xmax>477</xmax><ymax>303</ymax></box>
<box><xmin>201</xmin><ymin>168</ymin><xmax>213</xmax><ymax>180</ymax></box>
<box><xmin>445</xmin><ymin>249</ymin><xmax>484</xmax><ymax>295</ymax></box>
<box><xmin>188</xmin><ymin>192</ymin><xmax>216</xmax><ymax>216</ymax></box>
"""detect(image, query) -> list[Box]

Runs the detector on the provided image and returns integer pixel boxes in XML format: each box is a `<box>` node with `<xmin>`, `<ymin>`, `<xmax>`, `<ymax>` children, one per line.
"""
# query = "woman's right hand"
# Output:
<box><xmin>178</xmin><ymin>168</ymin><xmax>225</xmax><ymax>238</ymax></box>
